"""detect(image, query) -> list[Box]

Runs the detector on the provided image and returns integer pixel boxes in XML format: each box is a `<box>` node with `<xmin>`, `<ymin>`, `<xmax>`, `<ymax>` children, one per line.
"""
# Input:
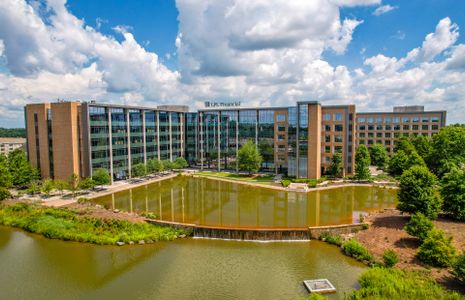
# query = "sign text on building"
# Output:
<box><xmin>204</xmin><ymin>101</ymin><xmax>241</xmax><ymax>108</ymax></box>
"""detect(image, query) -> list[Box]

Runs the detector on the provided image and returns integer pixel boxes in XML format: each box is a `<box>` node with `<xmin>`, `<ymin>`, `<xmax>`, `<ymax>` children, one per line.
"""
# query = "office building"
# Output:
<box><xmin>0</xmin><ymin>137</ymin><xmax>26</xmax><ymax>155</ymax></box>
<box><xmin>25</xmin><ymin>101</ymin><xmax>446</xmax><ymax>182</ymax></box>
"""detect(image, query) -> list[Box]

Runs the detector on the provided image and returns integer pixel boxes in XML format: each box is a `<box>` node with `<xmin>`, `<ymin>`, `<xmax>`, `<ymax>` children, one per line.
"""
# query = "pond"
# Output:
<box><xmin>0</xmin><ymin>226</ymin><xmax>365</xmax><ymax>300</ymax></box>
<box><xmin>93</xmin><ymin>176</ymin><xmax>397</xmax><ymax>229</ymax></box>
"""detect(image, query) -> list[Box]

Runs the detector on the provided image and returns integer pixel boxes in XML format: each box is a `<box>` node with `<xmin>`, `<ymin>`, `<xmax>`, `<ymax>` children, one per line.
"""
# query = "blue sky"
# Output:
<box><xmin>0</xmin><ymin>0</ymin><xmax>465</xmax><ymax>127</ymax></box>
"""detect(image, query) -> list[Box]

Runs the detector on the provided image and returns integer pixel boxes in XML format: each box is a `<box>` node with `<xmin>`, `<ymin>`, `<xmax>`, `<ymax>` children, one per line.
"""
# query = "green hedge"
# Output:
<box><xmin>342</xmin><ymin>239</ymin><xmax>373</xmax><ymax>262</ymax></box>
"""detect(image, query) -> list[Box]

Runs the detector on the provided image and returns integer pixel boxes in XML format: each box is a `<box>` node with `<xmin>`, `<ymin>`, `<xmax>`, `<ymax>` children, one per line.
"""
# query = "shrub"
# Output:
<box><xmin>404</xmin><ymin>212</ymin><xmax>434</xmax><ymax>241</ymax></box>
<box><xmin>441</xmin><ymin>167</ymin><xmax>465</xmax><ymax>221</ymax></box>
<box><xmin>77</xmin><ymin>197</ymin><xmax>89</xmax><ymax>204</ymax></box>
<box><xmin>383</xmin><ymin>249</ymin><xmax>399</xmax><ymax>268</ymax></box>
<box><xmin>342</xmin><ymin>239</ymin><xmax>373</xmax><ymax>262</ymax></box>
<box><xmin>0</xmin><ymin>187</ymin><xmax>11</xmax><ymax>201</ymax></box>
<box><xmin>397</xmin><ymin>165</ymin><xmax>441</xmax><ymax>219</ymax></box>
<box><xmin>453</xmin><ymin>252</ymin><xmax>465</xmax><ymax>282</ymax></box>
<box><xmin>417</xmin><ymin>228</ymin><xmax>457</xmax><ymax>267</ymax></box>
<box><xmin>174</xmin><ymin>157</ymin><xmax>188</xmax><ymax>169</ymax></box>
<box><xmin>141</xmin><ymin>212</ymin><xmax>157</xmax><ymax>219</ymax></box>
<box><xmin>92</xmin><ymin>168</ymin><xmax>111</xmax><ymax>186</ymax></box>
<box><xmin>307</xmin><ymin>179</ymin><xmax>317</xmax><ymax>188</ymax></box>
<box><xmin>346</xmin><ymin>267</ymin><xmax>463</xmax><ymax>299</ymax></box>
<box><xmin>281</xmin><ymin>179</ymin><xmax>291</xmax><ymax>187</ymax></box>
<box><xmin>319</xmin><ymin>233</ymin><xmax>343</xmax><ymax>246</ymax></box>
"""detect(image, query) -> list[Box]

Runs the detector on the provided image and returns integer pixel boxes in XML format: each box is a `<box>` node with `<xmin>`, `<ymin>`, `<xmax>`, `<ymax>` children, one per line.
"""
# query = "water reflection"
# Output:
<box><xmin>94</xmin><ymin>176</ymin><xmax>397</xmax><ymax>228</ymax></box>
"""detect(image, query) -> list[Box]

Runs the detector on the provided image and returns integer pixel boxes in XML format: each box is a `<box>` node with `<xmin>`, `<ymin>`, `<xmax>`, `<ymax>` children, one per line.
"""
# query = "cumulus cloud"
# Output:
<box><xmin>373</xmin><ymin>4</ymin><xmax>397</xmax><ymax>16</ymax></box>
<box><xmin>0</xmin><ymin>0</ymin><xmax>464</xmax><ymax>126</ymax></box>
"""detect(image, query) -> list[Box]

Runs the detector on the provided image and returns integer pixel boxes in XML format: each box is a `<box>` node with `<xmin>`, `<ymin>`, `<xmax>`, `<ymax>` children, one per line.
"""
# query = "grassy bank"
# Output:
<box><xmin>0</xmin><ymin>203</ymin><xmax>185</xmax><ymax>245</ymax></box>
<box><xmin>195</xmin><ymin>171</ymin><xmax>276</xmax><ymax>185</ymax></box>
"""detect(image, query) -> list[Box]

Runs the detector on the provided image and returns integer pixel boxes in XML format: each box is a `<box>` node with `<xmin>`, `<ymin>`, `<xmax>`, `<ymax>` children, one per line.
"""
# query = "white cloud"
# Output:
<box><xmin>373</xmin><ymin>4</ymin><xmax>397</xmax><ymax>16</ymax></box>
<box><xmin>0</xmin><ymin>0</ymin><xmax>464</xmax><ymax>126</ymax></box>
<box><xmin>330</xmin><ymin>0</ymin><xmax>381</xmax><ymax>7</ymax></box>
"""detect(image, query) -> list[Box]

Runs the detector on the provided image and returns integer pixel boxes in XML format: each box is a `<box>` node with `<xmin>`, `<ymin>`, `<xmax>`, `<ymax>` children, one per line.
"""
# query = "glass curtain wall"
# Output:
<box><xmin>171</xmin><ymin>112</ymin><xmax>182</xmax><ymax>160</ymax></box>
<box><xmin>89</xmin><ymin>106</ymin><xmax>110</xmax><ymax>174</ymax></box>
<box><xmin>298</xmin><ymin>104</ymin><xmax>308</xmax><ymax>178</ymax></box>
<box><xmin>159</xmin><ymin>112</ymin><xmax>170</xmax><ymax>160</ymax></box>
<box><xmin>145</xmin><ymin>111</ymin><xmax>157</xmax><ymax>161</ymax></box>
<box><xmin>202</xmin><ymin>112</ymin><xmax>219</xmax><ymax>169</ymax></box>
<box><xmin>129</xmin><ymin>110</ymin><xmax>144</xmax><ymax>166</ymax></box>
<box><xmin>111</xmin><ymin>108</ymin><xmax>128</xmax><ymax>180</ymax></box>
<box><xmin>287</xmin><ymin>107</ymin><xmax>297</xmax><ymax>177</ymax></box>
<box><xmin>220</xmin><ymin>111</ymin><xmax>238</xmax><ymax>170</ymax></box>
<box><xmin>258</xmin><ymin>110</ymin><xmax>275</xmax><ymax>171</ymax></box>
<box><xmin>185</xmin><ymin>113</ymin><xmax>198</xmax><ymax>164</ymax></box>
<box><xmin>238</xmin><ymin>110</ymin><xmax>257</xmax><ymax>146</ymax></box>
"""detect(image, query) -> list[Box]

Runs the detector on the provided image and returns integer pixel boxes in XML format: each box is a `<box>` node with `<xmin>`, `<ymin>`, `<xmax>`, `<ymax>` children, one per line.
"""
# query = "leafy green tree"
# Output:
<box><xmin>27</xmin><ymin>180</ymin><xmax>41</xmax><ymax>195</ymax></box>
<box><xmin>92</xmin><ymin>168</ymin><xmax>111</xmax><ymax>186</ymax></box>
<box><xmin>0</xmin><ymin>127</ymin><xmax>26</xmax><ymax>137</ymax></box>
<box><xmin>131</xmin><ymin>163</ymin><xmax>147</xmax><ymax>177</ymax></box>
<box><xmin>67</xmin><ymin>173</ymin><xmax>80</xmax><ymax>198</ymax></box>
<box><xmin>410</xmin><ymin>135</ymin><xmax>433</xmax><ymax>161</ymax></box>
<box><xmin>440</xmin><ymin>167</ymin><xmax>465</xmax><ymax>220</ymax></box>
<box><xmin>328</xmin><ymin>152</ymin><xmax>342</xmax><ymax>177</ymax></box>
<box><xmin>7</xmin><ymin>149</ymin><xmax>39</xmax><ymax>187</ymax></box>
<box><xmin>397</xmin><ymin>166</ymin><xmax>441</xmax><ymax>219</ymax></box>
<box><xmin>174</xmin><ymin>157</ymin><xmax>189</xmax><ymax>169</ymax></box>
<box><xmin>258</xmin><ymin>140</ymin><xmax>274</xmax><ymax>167</ymax></box>
<box><xmin>355</xmin><ymin>145</ymin><xmax>371</xmax><ymax>180</ymax></box>
<box><xmin>394</xmin><ymin>137</ymin><xmax>416</xmax><ymax>153</ymax></box>
<box><xmin>368</xmin><ymin>144</ymin><xmax>388</xmax><ymax>168</ymax></box>
<box><xmin>428</xmin><ymin>125</ymin><xmax>465</xmax><ymax>177</ymax></box>
<box><xmin>41</xmin><ymin>179</ymin><xmax>55</xmax><ymax>196</ymax></box>
<box><xmin>0</xmin><ymin>155</ymin><xmax>12</xmax><ymax>188</ymax></box>
<box><xmin>404</xmin><ymin>212</ymin><xmax>434</xmax><ymax>241</ymax></box>
<box><xmin>147</xmin><ymin>159</ymin><xmax>164</xmax><ymax>173</ymax></box>
<box><xmin>417</xmin><ymin>228</ymin><xmax>456</xmax><ymax>267</ymax></box>
<box><xmin>238</xmin><ymin>140</ymin><xmax>262</xmax><ymax>174</ymax></box>
<box><xmin>162</xmin><ymin>160</ymin><xmax>175</xmax><ymax>170</ymax></box>
<box><xmin>0</xmin><ymin>187</ymin><xmax>11</xmax><ymax>201</ymax></box>
<box><xmin>54</xmin><ymin>180</ymin><xmax>67</xmax><ymax>195</ymax></box>
<box><xmin>79</xmin><ymin>178</ymin><xmax>96</xmax><ymax>190</ymax></box>
<box><xmin>454</xmin><ymin>252</ymin><xmax>465</xmax><ymax>282</ymax></box>
<box><xmin>388</xmin><ymin>150</ymin><xmax>426</xmax><ymax>177</ymax></box>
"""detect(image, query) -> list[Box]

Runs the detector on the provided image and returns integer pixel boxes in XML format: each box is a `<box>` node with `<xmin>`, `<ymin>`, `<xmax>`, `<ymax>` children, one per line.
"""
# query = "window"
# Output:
<box><xmin>335</xmin><ymin>146</ymin><xmax>342</xmax><ymax>153</ymax></box>
<box><xmin>376</xmin><ymin>125</ymin><xmax>383</xmax><ymax>130</ymax></box>
<box><xmin>376</xmin><ymin>117</ymin><xmax>383</xmax><ymax>123</ymax></box>
<box><xmin>412</xmin><ymin>117</ymin><xmax>420</xmax><ymax>123</ymax></box>
<box><xmin>325</xmin><ymin>135</ymin><xmax>331</xmax><ymax>142</ymax></box>
<box><xmin>324</xmin><ymin>113</ymin><xmax>331</xmax><ymax>121</ymax></box>
<box><xmin>385</xmin><ymin>125</ymin><xmax>392</xmax><ymax>130</ymax></box>
<box><xmin>368</xmin><ymin>140</ymin><xmax>374</xmax><ymax>145</ymax></box>
<box><xmin>334</xmin><ymin>113</ymin><xmax>343</xmax><ymax>121</ymax></box>
<box><xmin>359</xmin><ymin>132</ymin><xmax>366</xmax><ymax>138</ymax></box>
<box><xmin>368</xmin><ymin>125</ymin><xmax>374</xmax><ymax>131</ymax></box>
<box><xmin>359</xmin><ymin>139</ymin><xmax>366</xmax><ymax>145</ymax></box>
<box><xmin>394</xmin><ymin>125</ymin><xmax>401</xmax><ymax>131</ymax></box>
<box><xmin>376</xmin><ymin>132</ymin><xmax>383</xmax><ymax>138</ymax></box>
<box><xmin>325</xmin><ymin>125</ymin><xmax>331</xmax><ymax>131</ymax></box>
<box><xmin>278</xmin><ymin>135</ymin><xmax>285</xmax><ymax>141</ymax></box>
<box><xmin>432</xmin><ymin>125</ymin><xmax>439</xmax><ymax>130</ymax></box>
<box><xmin>334</xmin><ymin>135</ymin><xmax>343</xmax><ymax>142</ymax></box>
<box><xmin>335</xmin><ymin>124</ymin><xmax>343</xmax><ymax>132</ymax></box>
<box><xmin>368</xmin><ymin>132</ymin><xmax>374</xmax><ymax>138</ymax></box>
<box><xmin>384</xmin><ymin>117</ymin><xmax>392</xmax><ymax>123</ymax></box>
<box><xmin>277</xmin><ymin>125</ymin><xmax>286</xmax><ymax>132</ymax></box>
<box><xmin>403</xmin><ymin>133</ymin><xmax>409</xmax><ymax>137</ymax></box>
<box><xmin>385</xmin><ymin>132</ymin><xmax>391</xmax><ymax>138</ymax></box>
<box><xmin>385</xmin><ymin>140</ymin><xmax>391</xmax><ymax>145</ymax></box>
<box><xmin>367</xmin><ymin>117</ymin><xmax>374</xmax><ymax>123</ymax></box>
<box><xmin>403</xmin><ymin>117</ymin><xmax>410</xmax><ymax>123</ymax></box>
<box><xmin>276</xmin><ymin>114</ymin><xmax>286</xmax><ymax>122</ymax></box>
<box><xmin>412</xmin><ymin>125</ymin><xmax>419</xmax><ymax>130</ymax></box>
<box><xmin>394</xmin><ymin>132</ymin><xmax>400</xmax><ymax>138</ymax></box>
<box><xmin>422</xmin><ymin>125</ymin><xmax>429</xmax><ymax>130</ymax></box>
<box><xmin>403</xmin><ymin>125</ymin><xmax>409</xmax><ymax>130</ymax></box>
<box><xmin>325</xmin><ymin>146</ymin><xmax>331</xmax><ymax>153</ymax></box>
<box><xmin>358</xmin><ymin>117</ymin><xmax>366</xmax><ymax>123</ymax></box>
<box><xmin>422</xmin><ymin>117</ymin><xmax>429</xmax><ymax>123</ymax></box>
<box><xmin>359</xmin><ymin>125</ymin><xmax>366</xmax><ymax>130</ymax></box>
<box><xmin>393</xmin><ymin>117</ymin><xmax>400</xmax><ymax>123</ymax></box>
<box><xmin>432</xmin><ymin>117</ymin><xmax>439</xmax><ymax>123</ymax></box>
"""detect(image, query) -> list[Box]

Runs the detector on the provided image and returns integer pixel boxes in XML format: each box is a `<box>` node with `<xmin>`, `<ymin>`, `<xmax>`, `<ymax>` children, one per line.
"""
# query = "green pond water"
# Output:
<box><xmin>93</xmin><ymin>176</ymin><xmax>397</xmax><ymax>228</ymax></box>
<box><xmin>0</xmin><ymin>226</ymin><xmax>365</xmax><ymax>300</ymax></box>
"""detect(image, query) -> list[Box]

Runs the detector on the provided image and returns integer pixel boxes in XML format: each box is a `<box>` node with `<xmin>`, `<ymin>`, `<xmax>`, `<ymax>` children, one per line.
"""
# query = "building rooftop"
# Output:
<box><xmin>0</xmin><ymin>138</ymin><xmax>26</xmax><ymax>144</ymax></box>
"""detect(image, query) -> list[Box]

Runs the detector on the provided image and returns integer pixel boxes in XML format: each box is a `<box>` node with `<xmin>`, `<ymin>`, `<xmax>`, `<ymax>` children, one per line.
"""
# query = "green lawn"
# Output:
<box><xmin>195</xmin><ymin>171</ymin><xmax>277</xmax><ymax>186</ymax></box>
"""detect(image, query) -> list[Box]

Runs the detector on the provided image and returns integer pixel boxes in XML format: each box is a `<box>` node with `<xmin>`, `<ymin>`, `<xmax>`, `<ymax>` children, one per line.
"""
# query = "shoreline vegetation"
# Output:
<box><xmin>0</xmin><ymin>202</ymin><xmax>186</xmax><ymax>245</ymax></box>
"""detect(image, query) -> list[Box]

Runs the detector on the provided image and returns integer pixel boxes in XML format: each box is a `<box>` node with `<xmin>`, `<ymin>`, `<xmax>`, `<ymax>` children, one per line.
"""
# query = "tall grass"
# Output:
<box><xmin>0</xmin><ymin>203</ymin><xmax>185</xmax><ymax>245</ymax></box>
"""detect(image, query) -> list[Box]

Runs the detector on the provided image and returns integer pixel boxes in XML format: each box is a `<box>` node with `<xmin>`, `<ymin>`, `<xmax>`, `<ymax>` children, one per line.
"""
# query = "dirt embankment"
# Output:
<box><xmin>354</xmin><ymin>209</ymin><xmax>465</xmax><ymax>293</ymax></box>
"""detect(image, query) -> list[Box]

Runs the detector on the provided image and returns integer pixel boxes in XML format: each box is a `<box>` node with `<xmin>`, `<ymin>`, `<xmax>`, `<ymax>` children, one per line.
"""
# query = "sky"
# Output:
<box><xmin>0</xmin><ymin>0</ymin><xmax>464</xmax><ymax>127</ymax></box>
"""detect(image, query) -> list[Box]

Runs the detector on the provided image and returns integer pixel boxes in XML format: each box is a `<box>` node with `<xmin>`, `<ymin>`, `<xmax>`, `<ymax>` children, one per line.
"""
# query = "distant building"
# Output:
<box><xmin>0</xmin><ymin>137</ymin><xmax>26</xmax><ymax>155</ymax></box>
<box><xmin>24</xmin><ymin>101</ymin><xmax>446</xmax><ymax>182</ymax></box>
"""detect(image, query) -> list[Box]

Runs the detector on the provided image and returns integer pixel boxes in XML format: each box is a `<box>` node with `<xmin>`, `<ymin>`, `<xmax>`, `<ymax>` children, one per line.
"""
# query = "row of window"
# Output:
<box><xmin>358</xmin><ymin>116</ymin><xmax>440</xmax><ymax>123</ymax></box>
<box><xmin>359</xmin><ymin>124</ymin><xmax>439</xmax><ymax>131</ymax></box>
<box><xmin>323</xmin><ymin>113</ymin><xmax>344</xmax><ymax>121</ymax></box>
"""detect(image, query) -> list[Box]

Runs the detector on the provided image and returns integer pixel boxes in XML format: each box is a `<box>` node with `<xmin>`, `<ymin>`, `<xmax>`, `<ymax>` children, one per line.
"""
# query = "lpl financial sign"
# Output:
<box><xmin>204</xmin><ymin>101</ymin><xmax>241</xmax><ymax>108</ymax></box>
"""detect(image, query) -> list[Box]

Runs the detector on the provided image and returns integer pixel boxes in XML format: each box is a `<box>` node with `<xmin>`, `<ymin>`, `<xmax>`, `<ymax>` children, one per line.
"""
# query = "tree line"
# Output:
<box><xmin>0</xmin><ymin>127</ymin><xmax>26</xmax><ymax>138</ymax></box>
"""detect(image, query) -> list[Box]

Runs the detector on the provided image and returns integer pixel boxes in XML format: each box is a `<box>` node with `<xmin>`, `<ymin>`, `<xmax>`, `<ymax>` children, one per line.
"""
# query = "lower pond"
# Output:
<box><xmin>93</xmin><ymin>176</ymin><xmax>397</xmax><ymax>228</ymax></box>
<box><xmin>0</xmin><ymin>226</ymin><xmax>365</xmax><ymax>300</ymax></box>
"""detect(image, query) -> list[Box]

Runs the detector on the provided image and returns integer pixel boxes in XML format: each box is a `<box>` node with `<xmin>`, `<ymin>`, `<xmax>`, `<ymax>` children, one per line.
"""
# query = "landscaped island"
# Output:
<box><xmin>0</xmin><ymin>203</ymin><xmax>185</xmax><ymax>245</ymax></box>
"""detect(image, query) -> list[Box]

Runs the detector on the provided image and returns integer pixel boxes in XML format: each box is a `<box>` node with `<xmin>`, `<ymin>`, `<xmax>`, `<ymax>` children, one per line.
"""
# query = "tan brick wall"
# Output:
<box><xmin>307</xmin><ymin>104</ymin><xmax>321</xmax><ymax>179</ymax></box>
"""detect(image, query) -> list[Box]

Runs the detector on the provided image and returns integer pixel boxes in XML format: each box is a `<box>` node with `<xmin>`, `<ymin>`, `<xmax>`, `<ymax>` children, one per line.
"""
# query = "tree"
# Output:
<box><xmin>238</xmin><ymin>140</ymin><xmax>262</xmax><ymax>174</ymax></box>
<box><xmin>0</xmin><ymin>155</ymin><xmax>12</xmax><ymax>188</ymax></box>
<box><xmin>7</xmin><ymin>149</ymin><xmax>39</xmax><ymax>187</ymax></box>
<box><xmin>147</xmin><ymin>159</ymin><xmax>164</xmax><ymax>173</ymax></box>
<box><xmin>328</xmin><ymin>152</ymin><xmax>342</xmax><ymax>177</ymax></box>
<box><xmin>79</xmin><ymin>178</ymin><xmax>96</xmax><ymax>190</ymax></box>
<box><xmin>410</xmin><ymin>135</ymin><xmax>432</xmax><ymax>161</ymax></box>
<box><xmin>67</xmin><ymin>173</ymin><xmax>80</xmax><ymax>198</ymax></box>
<box><xmin>417</xmin><ymin>228</ymin><xmax>456</xmax><ymax>267</ymax></box>
<box><xmin>162</xmin><ymin>160</ymin><xmax>175</xmax><ymax>170</ymax></box>
<box><xmin>454</xmin><ymin>252</ymin><xmax>465</xmax><ymax>282</ymax></box>
<box><xmin>369</xmin><ymin>144</ymin><xmax>388</xmax><ymax>168</ymax></box>
<box><xmin>394</xmin><ymin>137</ymin><xmax>416</xmax><ymax>153</ymax></box>
<box><xmin>54</xmin><ymin>180</ymin><xmax>67</xmax><ymax>195</ymax></box>
<box><xmin>41</xmin><ymin>179</ymin><xmax>55</xmax><ymax>196</ymax></box>
<box><xmin>397</xmin><ymin>166</ymin><xmax>441</xmax><ymax>219</ymax></box>
<box><xmin>355</xmin><ymin>145</ymin><xmax>371</xmax><ymax>180</ymax></box>
<box><xmin>404</xmin><ymin>212</ymin><xmax>434</xmax><ymax>241</ymax></box>
<box><xmin>258</xmin><ymin>140</ymin><xmax>274</xmax><ymax>167</ymax></box>
<box><xmin>27</xmin><ymin>180</ymin><xmax>41</xmax><ymax>195</ymax></box>
<box><xmin>440</xmin><ymin>167</ymin><xmax>465</xmax><ymax>220</ymax></box>
<box><xmin>92</xmin><ymin>168</ymin><xmax>111</xmax><ymax>186</ymax></box>
<box><xmin>428</xmin><ymin>125</ymin><xmax>465</xmax><ymax>178</ymax></box>
<box><xmin>174</xmin><ymin>157</ymin><xmax>188</xmax><ymax>169</ymax></box>
<box><xmin>131</xmin><ymin>163</ymin><xmax>147</xmax><ymax>177</ymax></box>
<box><xmin>388</xmin><ymin>150</ymin><xmax>426</xmax><ymax>177</ymax></box>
